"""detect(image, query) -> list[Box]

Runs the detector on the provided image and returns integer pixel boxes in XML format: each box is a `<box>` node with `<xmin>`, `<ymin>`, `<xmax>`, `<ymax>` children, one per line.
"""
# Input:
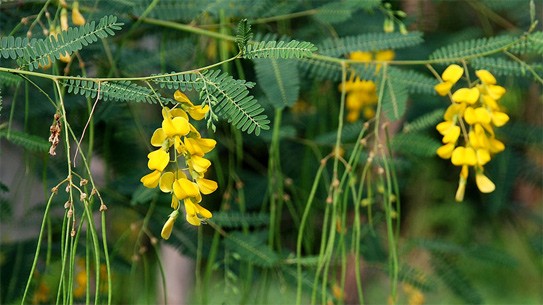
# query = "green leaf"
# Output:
<box><xmin>429</xmin><ymin>34</ymin><xmax>514</xmax><ymax>62</ymax></box>
<box><xmin>224</xmin><ymin>231</ymin><xmax>280</xmax><ymax>267</ymax></box>
<box><xmin>199</xmin><ymin>69</ymin><xmax>270</xmax><ymax>135</ymax></box>
<box><xmin>254</xmin><ymin>59</ymin><xmax>299</xmax><ymax>108</ymax></box>
<box><xmin>318</xmin><ymin>32</ymin><xmax>424</xmax><ymax>57</ymax></box>
<box><xmin>381</xmin><ymin>75</ymin><xmax>408</xmax><ymax>121</ymax></box>
<box><xmin>236</xmin><ymin>18</ymin><xmax>252</xmax><ymax>53</ymax></box>
<box><xmin>0</xmin><ymin>71</ymin><xmax>22</xmax><ymax>88</ymax></box>
<box><xmin>297</xmin><ymin>57</ymin><xmax>342</xmax><ymax>81</ymax></box>
<box><xmin>19</xmin><ymin>15</ymin><xmax>123</xmax><ymax>71</ymax></box>
<box><xmin>388</xmin><ymin>67</ymin><xmax>437</xmax><ymax>95</ymax></box>
<box><xmin>63</xmin><ymin>79</ymin><xmax>174</xmax><ymax>104</ymax></box>
<box><xmin>470</xmin><ymin>57</ymin><xmax>543</xmax><ymax>81</ymax></box>
<box><xmin>243</xmin><ymin>40</ymin><xmax>317</xmax><ymax>59</ymax></box>
<box><xmin>431</xmin><ymin>254</ymin><xmax>483</xmax><ymax>304</ymax></box>
<box><xmin>152</xmin><ymin>72</ymin><xmax>204</xmax><ymax>91</ymax></box>
<box><xmin>0</xmin><ymin>130</ymin><xmax>49</xmax><ymax>152</ymax></box>
<box><xmin>211</xmin><ymin>212</ymin><xmax>269</xmax><ymax>228</ymax></box>
<box><xmin>392</xmin><ymin>133</ymin><xmax>441</xmax><ymax>157</ymax></box>
<box><xmin>402</xmin><ymin>109</ymin><xmax>443</xmax><ymax>133</ymax></box>
<box><xmin>0</xmin><ymin>36</ymin><xmax>29</xmax><ymax>59</ymax></box>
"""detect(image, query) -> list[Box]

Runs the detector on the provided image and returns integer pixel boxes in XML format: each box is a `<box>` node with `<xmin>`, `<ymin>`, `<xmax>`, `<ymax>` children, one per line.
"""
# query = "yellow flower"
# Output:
<box><xmin>141</xmin><ymin>170</ymin><xmax>161</xmax><ymax>188</ymax></box>
<box><xmin>162</xmin><ymin>111</ymin><xmax>190</xmax><ymax>137</ymax></box>
<box><xmin>147</xmin><ymin>149</ymin><xmax>169</xmax><ymax>171</ymax></box>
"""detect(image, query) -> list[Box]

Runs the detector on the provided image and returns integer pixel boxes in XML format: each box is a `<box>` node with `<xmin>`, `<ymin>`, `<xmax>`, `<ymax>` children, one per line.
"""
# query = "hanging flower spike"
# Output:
<box><xmin>340</xmin><ymin>50</ymin><xmax>392</xmax><ymax>122</ymax></box>
<box><xmin>141</xmin><ymin>90</ymin><xmax>218</xmax><ymax>237</ymax></box>
<box><xmin>434</xmin><ymin>66</ymin><xmax>508</xmax><ymax>201</ymax></box>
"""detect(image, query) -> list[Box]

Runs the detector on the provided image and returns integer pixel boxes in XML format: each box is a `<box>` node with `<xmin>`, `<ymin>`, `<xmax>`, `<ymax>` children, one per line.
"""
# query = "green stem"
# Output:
<box><xmin>20</xmin><ymin>193</ymin><xmax>55</xmax><ymax>304</ymax></box>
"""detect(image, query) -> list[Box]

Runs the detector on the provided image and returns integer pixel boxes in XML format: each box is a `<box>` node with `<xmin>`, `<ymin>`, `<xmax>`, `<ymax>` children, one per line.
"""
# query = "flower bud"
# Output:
<box><xmin>72</xmin><ymin>2</ymin><xmax>86</xmax><ymax>26</ymax></box>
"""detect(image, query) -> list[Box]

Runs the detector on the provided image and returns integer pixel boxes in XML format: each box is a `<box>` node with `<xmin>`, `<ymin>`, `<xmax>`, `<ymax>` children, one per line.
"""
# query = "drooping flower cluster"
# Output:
<box><xmin>434</xmin><ymin>64</ymin><xmax>509</xmax><ymax>201</ymax></box>
<box><xmin>140</xmin><ymin>90</ymin><xmax>217</xmax><ymax>239</ymax></box>
<box><xmin>339</xmin><ymin>50</ymin><xmax>395</xmax><ymax>122</ymax></box>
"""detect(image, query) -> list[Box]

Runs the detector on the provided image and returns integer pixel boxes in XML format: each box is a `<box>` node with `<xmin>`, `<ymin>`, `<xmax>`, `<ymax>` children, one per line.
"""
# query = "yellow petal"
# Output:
<box><xmin>451</xmin><ymin>146</ymin><xmax>476</xmax><ymax>166</ymax></box>
<box><xmin>437</xmin><ymin>143</ymin><xmax>455</xmax><ymax>159</ymax></box>
<box><xmin>375</xmin><ymin>50</ymin><xmax>395</xmax><ymax>61</ymax></box>
<box><xmin>189</xmin><ymin>155</ymin><xmax>211</xmax><ymax>173</ymax></box>
<box><xmin>489</xmin><ymin>138</ymin><xmax>505</xmax><ymax>153</ymax></box>
<box><xmin>437</xmin><ymin>121</ymin><xmax>453</xmax><ymax>134</ymax></box>
<box><xmin>147</xmin><ymin>149</ymin><xmax>169</xmax><ymax>171</ymax></box>
<box><xmin>346</xmin><ymin>111</ymin><xmax>359</xmax><ymax>122</ymax></box>
<box><xmin>185</xmin><ymin>137</ymin><xmax>216</xmax><ymax>156</ymax></box>
<box><xmin>451</xmin><ymin>87</ymin><xmax>480</xmax><ymax>104</ymax></box>
<box><xmin>442</xmin><ymin>64</ymin><xmax>464</xmax><ymax>84</ymax></box>
<box><xmin>170</xmin><ymin>108</ymin><xmax>189</xmax><ymax>120</ymax></box>
<box><xmin>171</xmin><ymin>195</ymin><xmax>179</xmax><ymax>209</ymax></box>
<box><xmin>150</xmin><ymin>128</ymin><xmax>166</xmax><ymax>147</ymax></box>
<box><xmin>349</xmin><ymin>51</ymin><xmax>372</xmax><ymax>61</ymax></box>
<box><xmin>196</xmin><ymin>178</ymin><xmax>218</xmax><ymax>195</ymax></box>
<box><xmin>451</xmin><ymin>146</ymin><xmax>466</xmax><ymax>166</ymax></box>
<box><xmin>474</xmin><ymin>107</ymin><xmax>491</xmax><ymax>124</ymax></box>
<box><xmin>434</xmin><ymin>81</ymin><xmax>453</xmax><ymax>96</ymax></box>
<box><xmin>492</xmin><ymin>111</ymin><xmax>509</xmax><ymax>127</ymax></box>
<box><xmin>140</xmin><ymin>170</ymin><xmax>161</xmax><ymax>188</ymax></box>
<box><xmin>184</xmin><ymin>200</ymin><xmax>201</xmax><ymax>226</ymax></box>
<box><xmin>455</xmin><ymin>176</ymin><xmax>467</xmax><ymax>202</ymax></box>
<box><xmin>195</xmin><ymin>203</ymin><xmax>212</xmax><ymax>219</ymax></box>
<box><xmin>159</xmin><ymin>171</ymin><xmax>175</xmax><ymax>193</ymax></box>
<box><xmin>475</xmin><ymin>172</ymin><xmax>495</xmax><ymax>193</ymax></box>
<box><xmin>174</xmin><ymin>90</ymin><xmax>193</xmax><ymax>105</ymax></box>
<box><xmin>444</xmin><ymin>103</ymin><xmax>465</xmax><ymax>121</ymax></box>
<box><xmin>162</xmin><ymin>116</ymin><xmax>190</xmax><ymax>137</ymax></box>
<box><xmin>187</xmin><ymin>105</ymin><xmax>209</xmax><ymax>121</ymax></box>
<box><xmin>486</xmin><ymin>85</ymin><xmax>506</xmax><ymax>100</ymax></box>
<box><xmin>481</xmin><ymin>95</ymin><xmax>499</xmax><ymax>110</ymax></box>
<box><xmin>475</xmin><ymin>70</ymin><xmax>496</xmax><ymax>85</ymax></box>
<box><xmin>442</xmin><ymin>125</ymin><xmax>461</xmax><ymax>143</ymax></box>
<box><xmin>476</xmin><ymin>149</ymin><xmax>491</xmax><ymax>166</ymax></box>
<box><xmin>173</xmin><ymin>178</ymin><xmax>200</xmax><ymax>200</ymax></box>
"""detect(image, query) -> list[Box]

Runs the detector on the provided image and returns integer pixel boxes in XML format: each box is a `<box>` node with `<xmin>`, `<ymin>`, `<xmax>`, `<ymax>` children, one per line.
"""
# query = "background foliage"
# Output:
<box><xmin>0</xmin><ymin>0</ymin><xmax>541</xmax><ymax>304</ymax></box>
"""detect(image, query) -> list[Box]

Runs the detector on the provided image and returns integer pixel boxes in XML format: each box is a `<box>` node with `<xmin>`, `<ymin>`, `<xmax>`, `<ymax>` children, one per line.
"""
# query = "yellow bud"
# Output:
<box><xmin>161</xmin><ymin>211</ymin><xmax>178</xmax><ymax>240</ymax></box>
<box><xmin>60</xmin><ymin>8</ymin><xmax>69</xmax><ymax>31</ymax></box>
<box><xmin>349</xmin><ymin>51</ymin><xmax>372</xmax><ymax>61</ymax></box>
<box><xmin>455</xmin><ymin>175</ymin><xmax>467</xmax><ymax>202</ymax></box>
<box><xmin>71</xmin><ymin>2</ymin><xmax>86</xmax><ymax>26</ymax></box>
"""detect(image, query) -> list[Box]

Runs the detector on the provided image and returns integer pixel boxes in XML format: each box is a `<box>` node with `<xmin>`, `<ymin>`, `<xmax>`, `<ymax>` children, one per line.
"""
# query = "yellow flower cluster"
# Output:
<box><xmin>140</xmin><ymin>90</ymin><xmax>217</xmax><ymax>239</ymax></box>
<box><xmin>434</xmin><ymin>64</ymin><xmax>509</xmax><ymax>201</ymax></box>
<box><xmin>339</xmin><ymin>50</ymin><xmax>395</xmax><ymax>122</ymax></box>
